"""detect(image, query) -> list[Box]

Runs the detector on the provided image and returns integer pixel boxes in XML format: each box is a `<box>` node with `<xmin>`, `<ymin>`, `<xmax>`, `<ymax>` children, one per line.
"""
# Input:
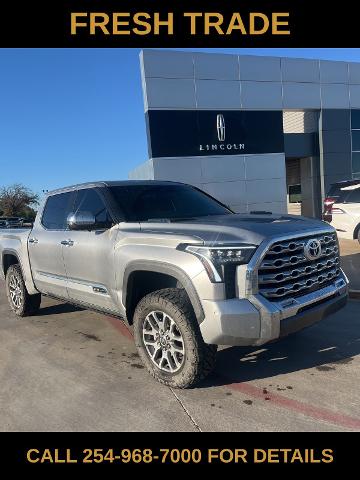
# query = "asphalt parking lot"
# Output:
<box><xmin>339</xmin><ymin>238</ymin><xmax>360</xmax><ymax>292</ymax></box>
<box><xmin>0</xmin><ymin>281</ymin><xmax>359</xmax><ymax>432</ymax></box>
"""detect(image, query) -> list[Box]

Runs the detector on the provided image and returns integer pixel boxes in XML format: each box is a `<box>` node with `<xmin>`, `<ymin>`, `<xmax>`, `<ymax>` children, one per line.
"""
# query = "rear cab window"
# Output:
<box><xmin>41</xmin><ymin>192</ymin><xmax>75</xmax><ymax>230</ymax></box>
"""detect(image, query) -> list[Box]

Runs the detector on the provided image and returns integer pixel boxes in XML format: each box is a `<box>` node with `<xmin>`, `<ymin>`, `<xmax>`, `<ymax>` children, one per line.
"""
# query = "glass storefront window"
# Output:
<box><xmin>352</xmin><ymin>152</ymin><xmax>360</xmax><ymax>176</ymax></box>
<box><xmin>288</xmin><ymin>184</ymin><xmax>302</xmax><ymax>203</ymax></box>
<box><xmin>351</xmin><ymin>110</ymin><xmax>360</xmax><ymax>129</ymax></box>
<box><xmin>352</xmin><ymin>130</ymin><xmax>360</xmax><ymax>151</ymax></box>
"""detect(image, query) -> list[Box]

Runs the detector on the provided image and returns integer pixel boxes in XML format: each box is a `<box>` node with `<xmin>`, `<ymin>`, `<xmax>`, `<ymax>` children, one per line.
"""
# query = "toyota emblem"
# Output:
<box><xmin>304</xmin><ymin>239</ymin><xmax>322</xmax><ymax>261</ymax></box>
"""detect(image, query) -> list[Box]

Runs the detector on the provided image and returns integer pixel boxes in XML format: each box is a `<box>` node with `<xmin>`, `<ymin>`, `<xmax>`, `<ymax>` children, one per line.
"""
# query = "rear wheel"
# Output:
<box><xmin>5</xmin><ymin>264</ymin><xmax>41</xmax><ymax>317</ymax></box>
<box><xmin>133</xmin><ymin>288</ymin><xmax>217</xmax><ymax>388</ymax></box>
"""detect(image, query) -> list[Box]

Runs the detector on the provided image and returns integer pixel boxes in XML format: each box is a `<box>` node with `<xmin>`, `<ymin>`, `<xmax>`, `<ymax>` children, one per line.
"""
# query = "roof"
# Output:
<box><xmin>331</xmin><ymin>179</ymin><xmax>360</xmax><ymax>187</ymax></box>
<box><xmin>47</xmin><ymin>180</ymin><xmax>185</xmax><ymax>196</ymax></box>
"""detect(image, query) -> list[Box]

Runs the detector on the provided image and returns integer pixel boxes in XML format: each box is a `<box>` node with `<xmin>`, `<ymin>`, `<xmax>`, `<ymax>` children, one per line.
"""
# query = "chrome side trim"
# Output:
<box><xmin>38</xmin><ymin>271</ymin><xmax>67</xmax><ymax>281</ymax></box>
<box><xmin>38</xmin><ymin>271</ymin><xmax>109</xmax><ymax>295</ymax></box>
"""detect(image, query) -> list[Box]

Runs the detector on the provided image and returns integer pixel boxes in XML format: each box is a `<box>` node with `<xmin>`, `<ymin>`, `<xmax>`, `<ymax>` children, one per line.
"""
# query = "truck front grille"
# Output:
<box><xmin>258</xmin><ymin>232</ymin><xmax>341</xmax><ymax>301</ymax></box>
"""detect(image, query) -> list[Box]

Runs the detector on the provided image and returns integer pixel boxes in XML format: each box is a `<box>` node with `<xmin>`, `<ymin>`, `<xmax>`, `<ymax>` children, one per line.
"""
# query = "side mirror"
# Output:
<box><xmin>67</xmin><ymin>211</ymin><xmax>96</xmax><ymax>230</ymax></box>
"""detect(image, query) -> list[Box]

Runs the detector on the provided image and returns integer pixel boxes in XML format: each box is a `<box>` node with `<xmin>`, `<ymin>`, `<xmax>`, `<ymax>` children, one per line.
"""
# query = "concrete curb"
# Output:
<box><xmin>349</xmin><ymin>290</ymin><xmax>360</xmax><ymax>300</ymax></box>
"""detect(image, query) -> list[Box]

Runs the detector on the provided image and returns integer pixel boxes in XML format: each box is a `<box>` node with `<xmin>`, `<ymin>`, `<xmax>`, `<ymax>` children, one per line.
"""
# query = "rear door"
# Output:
<box><xmin>61</xmin><ymin>188</ymin><xmax>119</xmax><ymax>313</ymax></box>
<box><xmin>28</xmin><ymin>191</ymin><xmax>75</xmax><ymax>298</ymax></box>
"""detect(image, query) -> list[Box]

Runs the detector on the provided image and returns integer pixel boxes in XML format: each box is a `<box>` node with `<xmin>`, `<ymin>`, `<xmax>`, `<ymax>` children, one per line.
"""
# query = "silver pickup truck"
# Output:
<box><xmin>0</xmin><ymin>180</ymin><xmax>349</xmax><ymax>388</ymax></box>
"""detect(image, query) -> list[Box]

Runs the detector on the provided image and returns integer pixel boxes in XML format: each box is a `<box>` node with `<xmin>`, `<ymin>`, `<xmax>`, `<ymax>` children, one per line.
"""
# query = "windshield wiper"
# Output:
<box><xmin>170</xmin><ymin>216</ymin><xmax>203</xmax><ymax>222</ymax></box>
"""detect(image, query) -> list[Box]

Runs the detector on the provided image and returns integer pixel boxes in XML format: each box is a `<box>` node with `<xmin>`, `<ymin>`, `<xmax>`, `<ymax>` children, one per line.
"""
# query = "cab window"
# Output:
<box><xmin>72</xmin><ymin>188</ymin><xmax>113</xmax><ymax>229</ymax></box>
<box><xmin>41</xmin><ymin>192</ymin><xmax>75</xmax><ymax>230</ymax></box>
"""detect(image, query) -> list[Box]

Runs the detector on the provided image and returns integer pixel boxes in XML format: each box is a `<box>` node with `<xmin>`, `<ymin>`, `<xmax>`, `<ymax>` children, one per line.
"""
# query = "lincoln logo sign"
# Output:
<box><xmin>217</xmin><ymin>114</ymin><xmax>226</xmax><ymax>141</ymax></box>
<box><xmin>304</xmin><ymin>239</ymin><xmax>322</xmax><ymax>261</ymax></box>
<box><xmin>199</xmin><ymin>113</ymin><xmax>245</xmax><ymax>152</ymax></box>
<box><xmin>145</xmin><ymin>110</ymin><xmax>284</xmax><ymax>158</ymax></box>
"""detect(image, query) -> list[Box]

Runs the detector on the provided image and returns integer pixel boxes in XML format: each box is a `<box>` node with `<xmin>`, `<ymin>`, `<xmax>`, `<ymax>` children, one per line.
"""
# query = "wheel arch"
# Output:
<box><xmin>123</xmin><ymin>261</ymin><xmax>205</xmax><ymax>325</ymax></box>
<box><xmin>2</xmin><ymin>250</ymin><xmax>21</xmax><ymax>276</ymax></box>
<box><xmin>1</xmin><ymin>249</ymin><xmax>38</xmax><ymax>295</ymax></box>
<box><xmin>353</xmin><ymin>223</ymin><xmax>360</xmax><ymax>240</ymax></box>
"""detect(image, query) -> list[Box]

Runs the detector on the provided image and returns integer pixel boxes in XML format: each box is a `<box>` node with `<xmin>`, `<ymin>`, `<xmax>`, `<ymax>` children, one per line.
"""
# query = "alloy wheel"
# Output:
<box><xmin>8</xmin><ymin>274</ymin><xmax>23</xmax><ymax>309</ymax></box>
<box><xmin>142</xmin><ymin>310</ymin><xmax>185</xmax><ymax>373</ymax></box>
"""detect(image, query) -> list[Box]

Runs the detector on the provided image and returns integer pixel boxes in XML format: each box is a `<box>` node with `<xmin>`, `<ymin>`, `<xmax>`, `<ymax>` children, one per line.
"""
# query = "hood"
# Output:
<box><xmin>139</xmin><ymin>213</ymin><xmax>334</xmax><ymax>246</ymax></box>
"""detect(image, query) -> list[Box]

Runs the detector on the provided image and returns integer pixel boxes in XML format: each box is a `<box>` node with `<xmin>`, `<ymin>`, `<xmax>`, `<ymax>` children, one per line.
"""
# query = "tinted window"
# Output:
<box><xmin>352</xmin><ymin>130</ymin><xmax>360</xmax><ymax>151</ymax></box>
<box><xmin>334</xmin><ymin>190</ymin><xmax>351</xmax><ymax>204</ymax></box>
<box><xmin>42</xmin><ymin>192</ymin><xmax>75</xmax><ymax>230</ymax></box>
<box><xmin>109</xmin><ymin>185</ymin><xmax>232</xmax><ymax>222</ymax></box>
<box><xmin>327</xmin><ymin>181</ymin><xmax>360</xmax><ymax>202</ymax></box>
<box><xmin>352</xmin><ymin>152</ymin><xmax>360</xmax><ymax>174</ymax></box>
<box><xmin>351</xmin><ymin>110</ymin><xmax>360</xmax><ymax>129</ymax></box>
<box><xmin>72</xmin><ymin>189</ymin><xmax>113</xmax><ymax>228</ymax></box>
<box><xmin>347</xmin><ymin>188</ymin><xmax>360</xmax><ymax>203</ymax></box>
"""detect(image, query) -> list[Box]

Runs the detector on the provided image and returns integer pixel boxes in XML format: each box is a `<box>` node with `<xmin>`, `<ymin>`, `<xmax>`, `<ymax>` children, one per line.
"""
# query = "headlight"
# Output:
<box><xmin>178</xmin><ymin>244</ymin><xmax>257</xmax><ymax>283</ymax></box>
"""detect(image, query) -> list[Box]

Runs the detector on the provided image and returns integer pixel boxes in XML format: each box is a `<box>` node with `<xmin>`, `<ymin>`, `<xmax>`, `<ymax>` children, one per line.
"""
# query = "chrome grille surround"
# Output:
<box><xmin>241</xmin><ymin>228</ymin><xmax>348</xmax><ymax>347</ymax></box>
<box><xmin>257</xmin><ymin>232</ymin><xmax>341</xmax><ymax>301</ymax></box>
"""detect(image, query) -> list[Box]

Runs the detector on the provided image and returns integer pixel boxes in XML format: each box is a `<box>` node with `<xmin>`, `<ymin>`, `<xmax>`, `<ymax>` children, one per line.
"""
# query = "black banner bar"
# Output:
<box><xmin>0</xmin><ymin>432</ymin><xmax>358</xmax><ymax>471</ymax></box>
<box><xmin>0</xmin><ymin>1</ymin><xmax>357</xmax><ymax>47</ymax></box>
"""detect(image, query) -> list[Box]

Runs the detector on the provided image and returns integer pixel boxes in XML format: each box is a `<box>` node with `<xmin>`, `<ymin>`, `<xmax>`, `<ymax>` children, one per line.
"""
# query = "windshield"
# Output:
<box><xmin>109</xmin><ymin>184</ymin><xmax>232</xmax><ymax>222</ymax></box>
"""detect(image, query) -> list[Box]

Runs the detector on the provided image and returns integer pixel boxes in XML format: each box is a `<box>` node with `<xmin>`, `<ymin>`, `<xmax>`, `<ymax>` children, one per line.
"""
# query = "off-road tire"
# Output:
<box><xmin>133</xmin><ymin>288</ymin><xmax>217</xmax><ymax>389</ymax></box>
<box><xmin>5</xmin><ymin>264</ymin><xmax>41</xmax><ymax>317</ymax></box>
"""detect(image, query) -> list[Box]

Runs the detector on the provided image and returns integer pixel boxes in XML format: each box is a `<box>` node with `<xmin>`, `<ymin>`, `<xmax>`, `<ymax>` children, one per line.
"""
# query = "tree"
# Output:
<box><xmin>0</xmin><ymin>184</ymin><xmax>39</xmax><ymax>219</ymax></box>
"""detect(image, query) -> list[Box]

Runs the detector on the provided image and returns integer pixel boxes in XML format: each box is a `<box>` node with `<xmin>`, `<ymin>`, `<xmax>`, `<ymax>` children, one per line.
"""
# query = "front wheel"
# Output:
<box><xmin>133</xmin><ymin>288</ymin><xmax>217</xmax><ymax>389</ymax></box>
<box><xmin>5</xmin><ymin>264</ymin><xmax>41</xmax><ymax>317</ymax></box>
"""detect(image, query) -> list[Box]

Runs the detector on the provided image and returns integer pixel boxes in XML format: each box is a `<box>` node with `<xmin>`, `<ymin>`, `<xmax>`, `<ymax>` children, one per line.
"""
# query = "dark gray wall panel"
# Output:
<box><xmin>322</xmin><ymin>130</ymin><xmax>351</xmax><ymax>154</ymax></box>
<box><xmin>320</xmin><ymin>109</ymin><xmax>352</xmax><ymax>195</ymax></box>
<box><xmin>322</xmin><ymin>152</ymin><xmax>352</xmax><ymax>176</ymax></box>
<box><xmin>284</xmin><ymin>133</ymin><xmax>319</xmax><ymax>158</ymax></box>
<box><xmin>320</xmin><ymin>109</ymin><xmax>350</xmax><ymax>131</ymax></box>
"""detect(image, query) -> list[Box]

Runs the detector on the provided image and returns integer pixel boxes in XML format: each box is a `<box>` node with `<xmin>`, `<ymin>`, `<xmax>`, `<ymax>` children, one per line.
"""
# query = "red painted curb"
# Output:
<box><xmin>225</xmin><ymin>379</ymin><xmax>360</xmax><ymax>431</ymax></box>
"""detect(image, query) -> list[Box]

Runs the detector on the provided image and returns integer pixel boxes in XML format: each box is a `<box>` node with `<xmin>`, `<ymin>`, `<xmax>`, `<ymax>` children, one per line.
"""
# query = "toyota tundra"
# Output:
<box><xmin>0</xmin><ymin>181</ymin><xmax>348</xmax><ymax>388</ymax></box>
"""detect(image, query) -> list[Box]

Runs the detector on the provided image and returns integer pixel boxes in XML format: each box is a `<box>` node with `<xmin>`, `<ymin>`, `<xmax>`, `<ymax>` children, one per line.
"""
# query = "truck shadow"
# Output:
<box><xmin>341</xmin><ymin>251</ymin><xmax>360</xmax><ymax>290</ymax></box>
<box><xmin>202</xmin><ymin>301</ymin><xmax>360</xmax><ymax>387</ymax></box>
<box><xmin>36</xmin><ymin>302</ymin><xmax>83</xmax><ymax>316</ymax></box>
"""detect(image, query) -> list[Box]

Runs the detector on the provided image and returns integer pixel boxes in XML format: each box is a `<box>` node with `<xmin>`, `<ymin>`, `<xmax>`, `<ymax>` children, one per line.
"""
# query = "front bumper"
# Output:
<box><xmin>200</xmin><ymin>272</ymin><xmax>348</xmax><ymax>346</ymax></box>
<box><xmin>279</xmin><ymin>291</ymin><xmax>347</xmax><ymax>338</ymax></box>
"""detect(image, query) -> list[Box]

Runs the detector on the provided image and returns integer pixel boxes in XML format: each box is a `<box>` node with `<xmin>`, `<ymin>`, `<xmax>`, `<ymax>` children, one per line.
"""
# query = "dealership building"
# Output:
<box><xmin>129</xmin><ymin>49</ymin><xmax>360</xmax><ymax>218</ymax></box>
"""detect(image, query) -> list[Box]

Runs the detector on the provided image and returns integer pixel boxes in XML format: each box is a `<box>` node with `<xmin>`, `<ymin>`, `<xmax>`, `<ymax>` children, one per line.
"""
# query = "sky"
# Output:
<box><xmin>1</xmin><ymin>48</ymin><xmax>360</xmax><ymax>196</ymax></box>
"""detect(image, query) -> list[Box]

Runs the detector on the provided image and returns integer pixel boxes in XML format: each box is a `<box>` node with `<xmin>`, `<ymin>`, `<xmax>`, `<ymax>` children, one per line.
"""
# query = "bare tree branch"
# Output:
<box><xmin>0</xmin><ymin>184</ymin><xmax>39</xmax><ymax>217</ymax></box>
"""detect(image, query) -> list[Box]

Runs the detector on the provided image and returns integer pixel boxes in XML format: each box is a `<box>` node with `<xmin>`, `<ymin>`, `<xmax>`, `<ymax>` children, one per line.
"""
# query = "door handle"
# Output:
<box><xmin>60</xmin><ymin>239</ymin><xmax>74</xmax><ymax>246</ymax></box>
<box><xmin>28</xmin><ymin>238</ymin><xmax>38</xmax><ymax>244</ymax></box>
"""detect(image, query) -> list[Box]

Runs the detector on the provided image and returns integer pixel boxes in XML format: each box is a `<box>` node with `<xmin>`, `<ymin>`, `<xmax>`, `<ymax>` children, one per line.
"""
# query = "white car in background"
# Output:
<box><xmin>323</xmin><ymin>180</ymin><xmax>360</xmax><ymax>243</ymax></box>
